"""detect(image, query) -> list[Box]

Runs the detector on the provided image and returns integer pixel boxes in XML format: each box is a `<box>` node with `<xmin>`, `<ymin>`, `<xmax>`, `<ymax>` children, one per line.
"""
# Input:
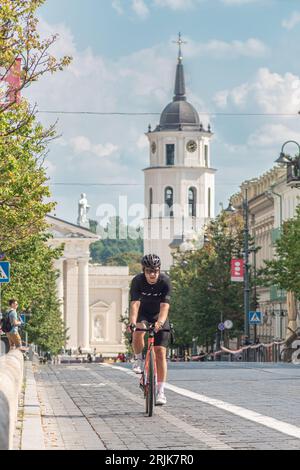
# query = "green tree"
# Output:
<box><xmin>1</xmin><ymin>234</ymin><xmax>66</xmax><ymax>354</ymax></box>
<box><xmin>0</xmin><ymin>0</ymin><xmax>71</xmax><ymax>115</ymax></box>
<box><xmin>170</xmin><ymin>212</ymin><xmax>245</xmax><ymax>351</ymax></box>
<box><xmin>105</xmin><ymin>251</ymin><xmax>142</xmax><ymax>275</ymax></box>
<box><xmin>0</xmin><ymin>0</ymin><xmax>71</xmax><ymax>253</ymax></box>
<box><xmin>90</xmin><ymin>217</ymin><xmax>143</xmax><ymax>265</ymax></box>
<box><xmin>0</xmin><ymin>0</ymin><xmax>71</xmax><ymax>351</ymax></box>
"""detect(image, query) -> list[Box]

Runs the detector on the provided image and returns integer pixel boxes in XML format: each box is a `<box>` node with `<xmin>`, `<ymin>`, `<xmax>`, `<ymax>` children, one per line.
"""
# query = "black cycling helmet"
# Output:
<box><xmin>141</xmin><ymin>253</ymin><xmax>161</xmax><ymax>269</ymax></box>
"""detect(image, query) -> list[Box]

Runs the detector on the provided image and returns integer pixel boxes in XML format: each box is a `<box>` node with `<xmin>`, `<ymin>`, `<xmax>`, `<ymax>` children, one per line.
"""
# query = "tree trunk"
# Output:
<box><xmin>286</xmin><ymin>291</ymin><xmax>298</xmax><ymax>340</ymax></box>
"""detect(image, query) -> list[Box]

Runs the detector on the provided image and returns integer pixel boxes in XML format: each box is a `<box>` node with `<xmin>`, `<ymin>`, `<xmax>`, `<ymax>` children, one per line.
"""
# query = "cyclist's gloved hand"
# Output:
<box><xmin>127</xmin><ymin>323</ymin><xmax>136</xmax><ymax>333</ymax></box>
<box><xmin>154</xmin><ymin>320</ymin><xmax>164</xmax><ymax>333</ymax></box>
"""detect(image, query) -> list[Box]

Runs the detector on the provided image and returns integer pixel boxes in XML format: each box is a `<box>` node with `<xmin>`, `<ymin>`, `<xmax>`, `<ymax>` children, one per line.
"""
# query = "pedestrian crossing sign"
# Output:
<box><xmin>0</xmin><ymin>262</ymin><xmax>10</xmax><ymax>283</ymax></box>
<box><xmin>248</xmin><ymin>311</ymin><xmax>262</xmax><ymax>325</ymax></box>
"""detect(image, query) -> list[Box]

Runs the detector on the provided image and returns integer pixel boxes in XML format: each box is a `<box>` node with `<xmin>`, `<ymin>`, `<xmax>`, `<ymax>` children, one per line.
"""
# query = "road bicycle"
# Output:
<box><xmin>132</xmin><ymin>322</ymin><xmax>170</xmax><ymax>417</ymax></box>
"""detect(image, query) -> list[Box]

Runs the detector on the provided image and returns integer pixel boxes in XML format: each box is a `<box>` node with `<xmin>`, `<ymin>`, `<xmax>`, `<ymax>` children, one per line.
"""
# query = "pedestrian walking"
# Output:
<box><xmin>3</xmin><ymin>299</ymin><xmax>26</xmax><ymax>351</ymax></box>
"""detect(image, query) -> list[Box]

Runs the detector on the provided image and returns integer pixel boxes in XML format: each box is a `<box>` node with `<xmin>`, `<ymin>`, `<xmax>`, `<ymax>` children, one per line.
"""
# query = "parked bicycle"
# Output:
<box><xmin>131</xmin><ymin>322</ymin><xmax>170</xmax><ymax>417</ymax></box>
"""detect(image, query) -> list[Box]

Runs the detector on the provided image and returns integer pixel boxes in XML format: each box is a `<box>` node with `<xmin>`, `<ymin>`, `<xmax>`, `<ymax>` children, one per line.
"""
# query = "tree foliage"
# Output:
<box><xmin>1</xmin><ymin>234</ymin><xmax>66</xmax><ymax>354</ymax></box>
<box><xmin>0</xmin><ymin>0</ymin><xmax>71</xmax><ymax>116</ymax></box>
<box><xmin>0</xmin><ymin>0</ymin><xmax>71</xmax><ymax>351</ymax></box>
<box><xmin>90</xmin><ymin>217</ymin><xmax>143</xmax><ymax>268</ymax></box>
<box><xmin>169</xmin><ymin>212</ymin><xmax>245</xmax><ymax>350</ymax></box>
<box><xmin>0</xmin><ymin>0</ymin><xmax>71</xmax><ymax>253</ymax></box>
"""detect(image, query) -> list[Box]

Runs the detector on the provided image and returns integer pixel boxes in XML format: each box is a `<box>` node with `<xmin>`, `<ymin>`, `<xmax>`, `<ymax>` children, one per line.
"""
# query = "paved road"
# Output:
<box><xmin>31</xmin><ymin>361</ymin><xmax>300</xmax><ymax>450</ymax></box>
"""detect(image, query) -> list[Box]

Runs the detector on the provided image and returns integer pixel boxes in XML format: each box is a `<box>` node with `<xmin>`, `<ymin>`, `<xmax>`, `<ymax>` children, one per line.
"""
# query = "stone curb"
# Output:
<box><xmin>0</xmin><ymin>350</ymin><xmax>24</xmax><ymax>450</ymax></box>
<box><xmin>21</xmin><ymin>361</ymin><xmax>45</xmax><ymax>450</ymax></box>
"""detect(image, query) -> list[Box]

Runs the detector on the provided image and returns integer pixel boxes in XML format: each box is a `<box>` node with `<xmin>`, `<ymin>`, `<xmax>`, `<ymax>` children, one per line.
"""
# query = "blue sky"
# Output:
<box><xmin>26</xmin><ymin>0</ymin><xmax>300</xmax><ymax>225</ymax></box>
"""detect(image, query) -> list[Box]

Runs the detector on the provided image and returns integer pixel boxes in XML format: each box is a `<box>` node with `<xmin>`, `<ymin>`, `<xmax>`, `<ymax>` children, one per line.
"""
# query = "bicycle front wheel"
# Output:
<box><xmin>146</xmin><ymin>349</ymin><xmax>155</xmax><ymax>417</ymax></box>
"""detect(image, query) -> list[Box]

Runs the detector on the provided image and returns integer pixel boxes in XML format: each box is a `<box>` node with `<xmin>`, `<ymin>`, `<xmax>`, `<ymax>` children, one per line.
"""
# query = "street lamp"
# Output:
<box><xmin>275</xmin><ymin>140</ymin><xmax>300</xmax><ymax>186</ymax></box>
<box><xmin>224</xmin><ymin>190</ymin><xmax>250</xmax><ymax>339</ymax></box>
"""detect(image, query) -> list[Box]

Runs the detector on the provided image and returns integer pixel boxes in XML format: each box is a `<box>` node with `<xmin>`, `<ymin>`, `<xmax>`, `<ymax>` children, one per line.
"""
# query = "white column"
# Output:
<box><xmin>78</xmin><ymin>258</ymin><xmax>90</xmax><ymax>351</ymax></box>
<box><xmin>121</xmin><ymin>288</ymin><xmax>129</xmax><ymax>343</ymax></box>
<box><xmin>65</xmin><ymin>258</ymin><xmax>78</xmax><ymax>350</ymax></box>
<box><xmin>54</xmin><ymin>258</ymin><xmax>64</xmax><ymax>321</ymax></box>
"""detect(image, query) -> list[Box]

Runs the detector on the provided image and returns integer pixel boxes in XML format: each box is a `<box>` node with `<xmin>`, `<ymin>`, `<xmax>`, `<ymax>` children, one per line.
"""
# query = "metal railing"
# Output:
<box><xmin>214</xmin><ymin>340</ymin><xmax>285</xmax><ymax>362</ymax></box>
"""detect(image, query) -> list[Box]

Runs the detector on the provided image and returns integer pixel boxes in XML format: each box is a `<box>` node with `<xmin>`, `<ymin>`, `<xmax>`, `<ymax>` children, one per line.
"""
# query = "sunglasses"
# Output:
<box><xmin>145</xmin><ymin>268</ymin><xmax>160</xmax><ymax>275</ymax></box>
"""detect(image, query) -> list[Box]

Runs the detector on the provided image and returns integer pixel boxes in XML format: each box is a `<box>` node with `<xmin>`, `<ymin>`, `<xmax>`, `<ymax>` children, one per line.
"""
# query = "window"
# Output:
<box><xmin>204</xmin><ymin>145</ymin><xmax>208</xmax><ymax>167</ymax></box>
<box><xmin>188</xmin><ymin>187</ymin><xmax>196</xmax><ymax>217</ymax></box>
<box><xmin>166</xmin><ymin>144</ymin><xmax>175</xmax><ymax>165</ymax></box>
<box><xmin>208</xmin><ymin>188</ymin><xmax>211</xmax><ymax>218</ymax></box>
<box><xmin>149</xmin><ymin>188</ymin><xmax>153</xmax><ymax>219</ymax></box>
<box><xmin>165</xmin><ymin>187</ymin><xmax>174</xmax><ymax>217</ymax></box>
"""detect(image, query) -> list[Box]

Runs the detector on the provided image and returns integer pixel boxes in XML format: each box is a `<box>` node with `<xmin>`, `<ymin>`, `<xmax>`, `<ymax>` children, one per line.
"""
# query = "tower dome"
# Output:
<box><xmin>158</xmin><ymin>39</ymin><xmax>200</xmax><ymax>131</ymax></box>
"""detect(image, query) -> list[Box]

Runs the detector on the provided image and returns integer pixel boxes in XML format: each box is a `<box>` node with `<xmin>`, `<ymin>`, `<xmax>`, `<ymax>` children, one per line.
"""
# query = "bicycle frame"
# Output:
<box><xmin>143</xmin><ymin>332</ymin><xmax>157</xmax><ymax>394</ymax></box>
<box><xmin>133</xmin><ymin>323</ymin><xmax>170</xmax><ymax>416</ymax></box>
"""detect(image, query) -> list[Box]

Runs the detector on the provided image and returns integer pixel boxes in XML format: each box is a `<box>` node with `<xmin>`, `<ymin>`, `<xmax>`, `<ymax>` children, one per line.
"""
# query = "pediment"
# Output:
<box><xmin>46</xmin><ymin>215</ymin><xmax>99</xmax><ymax>240</ymax></box>
<box><xmin>90</xmin><ymin>300</ymin><xmax>111</xmax><ymax>309</ymax></box>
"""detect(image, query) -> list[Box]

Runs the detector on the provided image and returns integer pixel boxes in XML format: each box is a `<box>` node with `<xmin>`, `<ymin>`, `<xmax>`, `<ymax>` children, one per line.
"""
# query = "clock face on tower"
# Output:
<box><xmin>186</xmin><ymin>140</ymin><xmax>197</xmax><ymax>153</ymax></box>
<box><xmin>151</xmin><ymin>142</ymin><xmax>157</xmax><ymax>154</ymax></box>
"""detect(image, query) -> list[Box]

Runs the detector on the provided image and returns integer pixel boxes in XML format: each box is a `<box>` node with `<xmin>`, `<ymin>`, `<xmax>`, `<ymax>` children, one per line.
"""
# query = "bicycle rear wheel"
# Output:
<box><xmin>146</xmin><ymin>349</ymin><xmax>155</xmax><ymax>417</ymax></box>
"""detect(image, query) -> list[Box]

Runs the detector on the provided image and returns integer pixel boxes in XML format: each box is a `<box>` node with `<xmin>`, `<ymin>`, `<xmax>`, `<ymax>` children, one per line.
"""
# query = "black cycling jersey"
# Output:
<box><xmin>130</xmin><ymin>272</ymin><xmax>171</xmax><ymax>347</ymax></box>
<box><xmin>130</xmin><ymin>272</ymin><xmax>171</xmax><ymax>318</ymax></box>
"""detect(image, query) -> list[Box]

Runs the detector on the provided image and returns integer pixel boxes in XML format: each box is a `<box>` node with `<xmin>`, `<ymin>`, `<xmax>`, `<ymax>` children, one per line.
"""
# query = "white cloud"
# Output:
<box><xmin>247</xmin><ymin>124</ymin><xmax>298</xmax><ymax>148</ymax></box>
<box><xmin>70</xmin><ymin>136</ymin><xmax>119</xmax><ymax>158</ymax></box>
<box><xmin>221</xmin><ymin>0</ymin><xmax>259</xmax><ymax>5</ymax></box>
<box><xmin>44</xmin><ymin>159</ymin><xmax>56</xmax><ymax>177</ymax></box>
<box><xmin>70</xmin><ymin>136</ymin><xmax>91</xmax><ymax>153</ymax></box>
<box><xmin>112</xmin><ymin>0</ymin><xmax>124</xmax><ymax>15</ymax></box>
<box><xmin>132</xmin><ymin>0</ymin><xmax>150</xmax><ymax>18</ymax></box>
<box><xmin>136</xmin><ymin>135</ymin><xmax>148</xmax><ymax>149</ymax></box>
<box><xmin>153</xmin><ymin>0</ymin><xmax>196</xmax><ymax>9</ymax></box>
<box><xmin>186</xmin><ymin>37</ymin><xmax>268</xmax><ymax>59</ymax></box>
<box><xmin>214</xmin><ymin>68</ymin><xmax>300</xmax><ymax>113</ymax></box>
<box><xmin>93</xmin><ymin>142</ymin><xmax>119</xmax><ymax>158</ymax></box>
<box><xmin>37</xmin><ymin>17</ymin><xmax>76</xmax><ymax>58</ymax></box>
<box><xmin>282</xmin><ymin>11</ymin><xmax>300</xmax><ymax>31</ymax></box>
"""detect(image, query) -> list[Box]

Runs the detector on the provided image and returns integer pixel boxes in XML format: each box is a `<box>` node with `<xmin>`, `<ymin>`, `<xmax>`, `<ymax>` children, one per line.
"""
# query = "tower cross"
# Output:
<box><xmin>173</xmin><ymin>32</ymin><xmax>187</xmax><ymax>63</ymax></box>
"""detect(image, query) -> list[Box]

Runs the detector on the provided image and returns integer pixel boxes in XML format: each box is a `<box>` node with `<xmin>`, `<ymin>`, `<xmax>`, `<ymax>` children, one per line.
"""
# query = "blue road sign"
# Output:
<box><xmin>248</xmin><ymin>311</ymin><xmax>262</xmax><ymax>325</ymax></box>
<box><xmin>218</xmin><ymin>322</ymin><xmax>225</xmax><ymax>331</ymax></box>
<box><xmin>0</xmin><ymin>262</ymin><xmax>10</xmax><ymax>283</ymax></box>
<box><xmin>20</xmin><ymin>314</ymin><xmax>26</xmax><ymax>324</ymax></box>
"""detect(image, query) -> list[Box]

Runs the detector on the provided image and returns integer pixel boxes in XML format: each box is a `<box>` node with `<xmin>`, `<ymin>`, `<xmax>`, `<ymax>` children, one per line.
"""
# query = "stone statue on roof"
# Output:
<box><xmin>77</xmin><ymin>193</ymin><xmax>90</xmax><ymax>227</ymax></box>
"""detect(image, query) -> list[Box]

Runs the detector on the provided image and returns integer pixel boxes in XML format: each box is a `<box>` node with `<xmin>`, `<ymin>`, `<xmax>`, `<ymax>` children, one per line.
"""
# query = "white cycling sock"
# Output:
<box><xmin>157</xmin><ymin>382</ymin><xmax>165</xmax><ymax>394</ymax></box>
<box><xmin>135</xmin><ymin>353</ymin><xmax>143</xmax><ymax>360</ymax></box>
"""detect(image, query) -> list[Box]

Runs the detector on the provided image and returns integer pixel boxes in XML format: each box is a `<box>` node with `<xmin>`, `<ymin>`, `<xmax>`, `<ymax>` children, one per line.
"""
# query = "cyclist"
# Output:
<box><xmin>129</xmin><ymin>254</ymin><xmax>171</xmax><ymax>406</ymax></box>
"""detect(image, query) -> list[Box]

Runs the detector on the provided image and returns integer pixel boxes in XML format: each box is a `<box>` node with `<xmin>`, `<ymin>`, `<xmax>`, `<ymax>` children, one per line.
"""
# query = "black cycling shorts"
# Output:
<box><xmin>136</xmin><ymin>313</ymin><xmax>170</xmax><ymax>348</ymax></box>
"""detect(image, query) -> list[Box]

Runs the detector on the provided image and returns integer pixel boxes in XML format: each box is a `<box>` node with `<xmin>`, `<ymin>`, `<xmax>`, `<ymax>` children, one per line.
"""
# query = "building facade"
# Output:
<box><xmin>47</xmin><ymin>215</ymin><xmax>130</xmax><ymax>355</ymax></box>
<box><xmin>143</xmin><ymin>41</ymin><xmax>215</xmax><ymax>270</ymax></box>
<box><xmin>231</xmin><ymin>166</ymin><xmax>300</xmax><ymax>341</ymax></box>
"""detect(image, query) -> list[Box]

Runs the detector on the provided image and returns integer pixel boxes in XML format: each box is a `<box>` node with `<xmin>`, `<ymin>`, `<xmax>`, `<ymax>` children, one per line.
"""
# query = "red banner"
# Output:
<box><xmin>231</xmin><ymin>258</ymin><xmax>244</xmax><ymax>282</ymax></box>
<box><xmin>0</xmin><ymin>58</ymin><xmax>21</xmax><ymax>106</ymax></box>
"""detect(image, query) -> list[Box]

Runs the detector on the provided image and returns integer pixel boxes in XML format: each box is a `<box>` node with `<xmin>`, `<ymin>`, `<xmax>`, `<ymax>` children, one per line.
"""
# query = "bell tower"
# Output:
<box><xmin>143</xmin><ymin>34</ymin><xmax>216</xmax><ymax>271</ymax></box>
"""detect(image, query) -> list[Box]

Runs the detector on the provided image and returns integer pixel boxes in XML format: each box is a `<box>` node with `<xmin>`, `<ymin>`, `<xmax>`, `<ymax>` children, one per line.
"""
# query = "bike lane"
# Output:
<box><xmin>25</xmin><ymin>362</ymin><xmax>300</xmax><ymax>450</ymax></box>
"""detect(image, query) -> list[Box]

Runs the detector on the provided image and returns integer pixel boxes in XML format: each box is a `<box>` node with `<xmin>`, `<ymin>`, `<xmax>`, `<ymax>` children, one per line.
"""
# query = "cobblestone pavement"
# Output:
<box><xmin>32</xmin><ymin>362</ymin><xmax>300</xmax><ymax>450</ymax></box>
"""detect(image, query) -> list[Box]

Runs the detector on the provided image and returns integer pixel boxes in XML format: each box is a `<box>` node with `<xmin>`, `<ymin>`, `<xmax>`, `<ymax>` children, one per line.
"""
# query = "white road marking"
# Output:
<box><xmin>101</xmin><ymin>363</ymin><xmax>300</xmax><ymax>441</ymax></box>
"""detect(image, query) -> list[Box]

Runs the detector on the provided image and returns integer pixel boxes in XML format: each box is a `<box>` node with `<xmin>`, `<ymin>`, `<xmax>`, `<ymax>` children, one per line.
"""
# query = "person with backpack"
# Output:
<box><xmin>1</xmin><ymin>299</ymin><xmax>23</xmax><ymax>350</ymax></box>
